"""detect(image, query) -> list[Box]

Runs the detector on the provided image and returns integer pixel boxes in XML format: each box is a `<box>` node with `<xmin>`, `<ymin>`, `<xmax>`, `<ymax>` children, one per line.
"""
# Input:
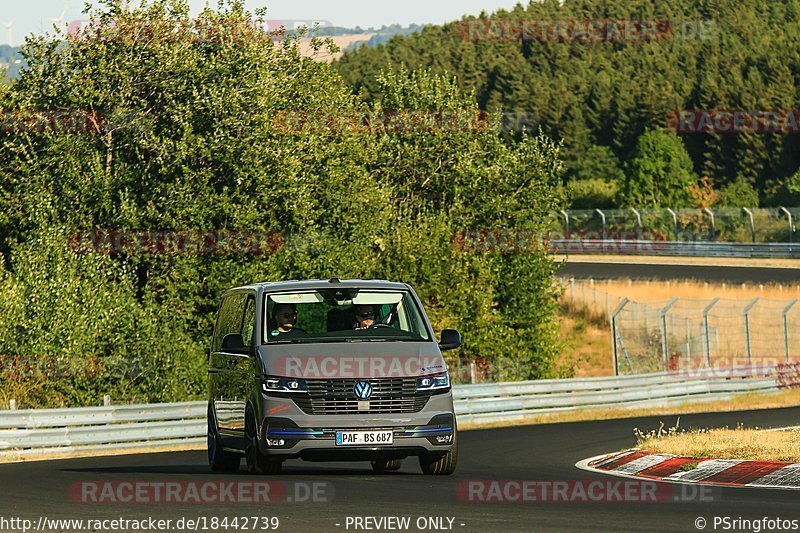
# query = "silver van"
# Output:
<box><xmin>207</xmin><ymin>279</ymin><xmax>460</xmax><ymax>475</ymax></box>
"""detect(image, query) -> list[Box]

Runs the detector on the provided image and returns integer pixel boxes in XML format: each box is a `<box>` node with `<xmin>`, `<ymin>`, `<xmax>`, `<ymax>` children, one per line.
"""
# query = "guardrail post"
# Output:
<box><xmin>704</xmin><ymin>208</ymin><xmax>716</xmax><ymax>241</ymax></box>
<box><xmin>660</xmin><ymin>299</ymin><xmax>679</xmax><ymax>370</ymax></box>
<box><xmin>743</xmin><ymin>298</ymin><xmax>760</xmax><ymax>365</ymax></box>
<box><xmin>667</xmin><ymin>208</ymin><xmax>679</xmax><ymax>241</ymax></box>
<box><xmin>782</xmin><ymin>300</ymin><xmax>798</xmax><ymax>364</ymax></box>
<box><xmin>742</xmin><ymin>208</ymin><xmax>756</xmax><ymax>243</ymax></box>
<box><xmin>595</xmin><ymin>209</ymin><xmax>607</xmax><ymax>242</ymax></box>
<box><xmin>780</xmin><ymin>207</ymin><xmax>794</xmax><ymax>244</ymax></box>
<box><xmin>9</xmin><ymin>399</ymin><xmax>16</xmax><ymax>410</ymax></box>
<box><xmin>611</xmin><ymin>298</ymin><xmax>630</xmax><ymax>376</ymax></box>
<box><xmin>703</xmin><ymin>298</ymin><xmax>721</xmax><ymax>367</ymax></box>
<box><xmin>103</xmin><ymin>395</ymin><xmax>111</xmax><ymax>407</ymax></box>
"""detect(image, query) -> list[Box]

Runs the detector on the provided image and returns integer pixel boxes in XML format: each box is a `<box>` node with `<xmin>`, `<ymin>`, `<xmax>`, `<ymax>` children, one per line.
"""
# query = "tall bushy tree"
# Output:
<box><xmin>622</xmin><ymin>130</ymin><xmax>696</xmax><ymax>207</ymax></box>
<box><xmin>0</xmin><ymin>0</ymin><xmax>565</xmax><ymax>406</ymax></box>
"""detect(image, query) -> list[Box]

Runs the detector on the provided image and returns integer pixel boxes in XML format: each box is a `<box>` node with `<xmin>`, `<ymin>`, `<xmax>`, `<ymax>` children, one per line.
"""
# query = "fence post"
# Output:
<box><xmin>595</xmin><ymin>209</ymin><xmax>607</xmax><ymax>242</ymax></box>
<box><xmin>611</xmin><ymin>298</ymin><xmax>630</xmax><ymax>376</ymax></box>
<box><xmin>667</xmin><ymin>208</ymin><xmax>679</xmax><ymax>241</ymax></box>
<box><xmin>560</xmin><ymin>209</ymin><xmax>570</xmax><ymax>236</ymax></box>
<box><xmin>703</xmin><ymin>298</ymin><xmax>721</xmax><ymax>367</ymax></box>
<box><xmin>742</xmin><ymin>208</ymin><xmax>756</xmax><ymax>243</ymax></box>
<box><xmin>743</xmin><ymin>298</ymin><xmax>760</xmax><ymax>365</ymax></box>
<box><xmin>782</xmin><ymin>300</ymin><xmax>798</xmax><ymax>364</ymax></box>
<box><xmin>780</xmin><ymin>207</ymin><xmax>794</xmax><ymax>244</ymax></box>
<box><xmin>570</xmin><ymin>278</ymin><xmax>575</xmax><ymax>306</ymax></box>
<box><xmin>704</xmin><ymin>208</ymin><xmax>716</xmax><ymax>241</ymax></box>
<box><xmin>660</xmin><ymin>299</ymin><xmax>679</xmax><ymax>370</ymax></box>
<box><xmin>631</xmin><ymin>208</ymin><xmax>643</xmax><ymax>240</ymax></box>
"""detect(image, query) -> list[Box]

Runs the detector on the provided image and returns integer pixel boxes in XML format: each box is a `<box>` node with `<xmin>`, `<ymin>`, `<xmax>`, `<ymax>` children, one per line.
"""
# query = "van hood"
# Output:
<box><xmin>257</xmin><ymin>342</ymin><xmax>446</xmax><ymax>379</ymax></box>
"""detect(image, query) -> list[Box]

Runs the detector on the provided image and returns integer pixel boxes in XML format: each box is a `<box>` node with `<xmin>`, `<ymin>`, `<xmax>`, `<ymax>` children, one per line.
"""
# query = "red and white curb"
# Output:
<box><xmin>576</xmin><ymin>449</ymin><xmax>800</xmax><ymax>490</ymax></box>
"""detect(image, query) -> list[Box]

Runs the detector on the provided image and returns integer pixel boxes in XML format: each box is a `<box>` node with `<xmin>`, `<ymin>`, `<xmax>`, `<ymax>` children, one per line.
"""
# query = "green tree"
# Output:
<box><xmin>0</xmin><ymin>1</ymin><xmax>566</xmax><ymax>406</ymax></box>
<box><xmin>623</xmin><ymin>130</ymin><xmax>696</xmax><ymax>207</ymax></box>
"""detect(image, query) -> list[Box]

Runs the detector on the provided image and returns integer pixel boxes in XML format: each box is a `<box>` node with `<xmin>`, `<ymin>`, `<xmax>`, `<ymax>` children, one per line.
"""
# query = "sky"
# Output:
<box><xmin>0</xmin><ymin>0</ymin><xmax>526</xmax><ymax>47</ymax></box>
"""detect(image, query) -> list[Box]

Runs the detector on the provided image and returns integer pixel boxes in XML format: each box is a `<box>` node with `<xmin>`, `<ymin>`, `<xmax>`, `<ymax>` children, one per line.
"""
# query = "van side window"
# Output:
<box><xmin>213</xmin><ymin>293</ymin><xmax>248</xmax><ymax>352</ymax></box>
<box><xmin>242</xmin><ymin>297</ymin><xmax>256</xmax><ymax>347</ymax></box>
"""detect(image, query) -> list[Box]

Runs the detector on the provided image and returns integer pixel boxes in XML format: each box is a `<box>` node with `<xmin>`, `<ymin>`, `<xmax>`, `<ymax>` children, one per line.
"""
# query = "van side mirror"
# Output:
<box><xmin>221</xmin><ymin>333</ymin><xmax>248</xmax><ymax>354</ymax></box>
<box><xmin>439</xmin><ymin>329</ymin><xmax>462</xmax><ymax>351</ymax></box>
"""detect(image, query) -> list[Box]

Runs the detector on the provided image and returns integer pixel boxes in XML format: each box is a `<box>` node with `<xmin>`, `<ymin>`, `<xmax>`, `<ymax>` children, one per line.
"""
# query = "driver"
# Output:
<box><xmin>353</xmin><ymin>305</ymin><xmax>375</xmax><ymax>330</ymax></box>
<box><xmin>271</xmin><ymin>303</ymin><xmax>300</xmax><ymax>336</ymax></box>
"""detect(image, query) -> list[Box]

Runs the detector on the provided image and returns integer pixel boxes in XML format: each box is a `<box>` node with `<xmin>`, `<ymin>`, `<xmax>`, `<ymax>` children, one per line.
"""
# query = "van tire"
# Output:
<box><xmin>245</xmin><ymin>409</ymin><xmax>283</xmax><ymax>475</ymax></box>
<box><xmin>419</xmin><ymin>432</ymin><xmax>458</xmax><ymax>475</ymax></box>
<box><xmin>208</xmin><ymin>407</ymin><xmax>241</xmax><ymax>472</ymax></box>
<box><xmin>371</xmin><ymin>458</ymin><xmax>403</xmax><ymax>473</ymax></box>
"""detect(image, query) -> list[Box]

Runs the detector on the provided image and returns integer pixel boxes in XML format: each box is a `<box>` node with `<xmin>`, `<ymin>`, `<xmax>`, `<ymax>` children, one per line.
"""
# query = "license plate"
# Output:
<box><xmin>336</xmin><ymin>431</ymin><xmax>394</xmax><ymax>446</ymax></box>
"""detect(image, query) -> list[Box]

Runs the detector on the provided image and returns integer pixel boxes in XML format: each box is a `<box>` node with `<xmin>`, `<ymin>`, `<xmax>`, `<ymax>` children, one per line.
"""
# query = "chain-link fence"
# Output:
<box><xmin>551</xmin><ymin>207</ymin><xmax>800</xmax><ymax>243</ymax></box>
<box><xmin>563</xmin><ymin>279</ymin><xmax>800</xmax><ymax>375</ymax></box>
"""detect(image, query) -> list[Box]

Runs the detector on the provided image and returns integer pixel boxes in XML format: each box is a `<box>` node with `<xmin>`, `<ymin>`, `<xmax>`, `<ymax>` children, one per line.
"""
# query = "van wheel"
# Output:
<box><xmin>419</xmin><ymin>433</ymin><xmax>458</xmax><ymax>475</ymax></box>
<box><xmin>208</xmin><ymin>407</ymin><xmax>240</xmax><ymax>472</ymax></box>
<box><xmin>371</xmin><ymin>458</ymin><xmax>403</xmax><ymax>473</ymax></box>
<box><xmin>245</xmin><ymin>411</ymin><xmax>283</xmax><ymax>475</ymax></box>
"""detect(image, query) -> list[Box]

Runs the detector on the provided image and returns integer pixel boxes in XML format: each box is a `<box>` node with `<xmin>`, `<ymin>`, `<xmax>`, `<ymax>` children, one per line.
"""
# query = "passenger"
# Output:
<box><xmin>271</xmin><ymin>304</ymin><xmax>300</xmax><ymax>336</ymax></box>
<box><xmin>353</xmin><ymin>305</ymin><xmax>376</xmax><ymax>330</ymax></box>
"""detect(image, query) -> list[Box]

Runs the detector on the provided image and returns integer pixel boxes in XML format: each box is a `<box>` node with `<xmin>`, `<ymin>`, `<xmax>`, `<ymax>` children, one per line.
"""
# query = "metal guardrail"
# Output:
<box><xmin>552</xmin><ymin>240</ymin><xmax>800</xmax><ymax>258</ymax></box>
<box><xmin>0</xmin><ymin>367</ymin><xmax>790</xmax><ymax>459</ymax></box>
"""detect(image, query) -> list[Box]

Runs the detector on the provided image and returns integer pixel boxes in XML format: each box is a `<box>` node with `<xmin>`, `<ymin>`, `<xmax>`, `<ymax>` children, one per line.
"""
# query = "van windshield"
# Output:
<box><xmin>264</xmin><ymin>290</ymin><xmax>431</xmax><ymax>344</ymax></box>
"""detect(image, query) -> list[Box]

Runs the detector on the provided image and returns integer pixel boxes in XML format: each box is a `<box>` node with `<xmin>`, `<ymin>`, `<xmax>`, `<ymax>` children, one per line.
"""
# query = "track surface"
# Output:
<box><xmin>560</xmin><ymin>261</ymin><xmax>800</xmax><ymax>283</ymax></box>
<box><xmin>5</xmin><ymin>407</ymin><xmax>800</xmax><ymax>532</ymax></box>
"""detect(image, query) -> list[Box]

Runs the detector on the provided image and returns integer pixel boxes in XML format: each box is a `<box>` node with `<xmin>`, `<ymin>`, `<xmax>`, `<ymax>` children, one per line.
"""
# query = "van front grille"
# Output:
<box><xmin>292</xmin><ymin>378</ymin><xmax>431</xmax><ymax>415</ymax></box>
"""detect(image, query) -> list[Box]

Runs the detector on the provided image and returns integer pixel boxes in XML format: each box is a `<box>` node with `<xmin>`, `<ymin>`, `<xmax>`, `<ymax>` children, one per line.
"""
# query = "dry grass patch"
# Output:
<box><xmin>589</xmin><ymin>279</ymin><xmax>800</xmax><ymax>302</ymax></box>
<box><xmin>636</xmin><ymin>425</ymin><xmax>800</xmax><ymax>463</ymax></box>
<box><xmin>556</xmin><ymin>306</ymin><xmax>614</xmax><ymax>377</ymax></box>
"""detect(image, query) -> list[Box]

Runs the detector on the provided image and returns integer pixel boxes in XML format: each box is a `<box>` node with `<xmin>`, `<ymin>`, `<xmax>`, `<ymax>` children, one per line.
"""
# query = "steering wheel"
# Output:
<box><xmin>370</xmin><ymin>323</ymin><xmax>393</xmax><ymax>329</ymax></box>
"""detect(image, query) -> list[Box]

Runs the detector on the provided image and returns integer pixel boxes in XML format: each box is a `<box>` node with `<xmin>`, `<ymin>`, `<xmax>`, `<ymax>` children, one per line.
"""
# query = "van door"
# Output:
<box><xmin>210</xmin><ymin>292</ymin><xmax>253</xmax><ymax>434</ymax></box>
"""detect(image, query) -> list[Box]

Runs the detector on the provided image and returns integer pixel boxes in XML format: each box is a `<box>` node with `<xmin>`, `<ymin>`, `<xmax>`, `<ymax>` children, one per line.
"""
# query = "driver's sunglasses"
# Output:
<box><xmin>279</xmin><ymin>312</ymin><xmax>297</xmax><ymax>319</ymax></box>
<box><xmin>358</xmin><ymin>311</ymin><xmax>375</xmax><ymax>319</ymax></box>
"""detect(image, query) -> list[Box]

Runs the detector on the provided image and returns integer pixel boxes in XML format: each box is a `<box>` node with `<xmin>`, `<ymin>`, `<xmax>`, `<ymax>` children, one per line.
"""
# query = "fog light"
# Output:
<box><xmin>436</xmin><ymin>435</ymin><xmax>452</xmax><ymax>444</ymax></box>
<box><xmin>266</xmin><ymin>439</ymin><xmax>285</xmax><ymax>447</ymax></box>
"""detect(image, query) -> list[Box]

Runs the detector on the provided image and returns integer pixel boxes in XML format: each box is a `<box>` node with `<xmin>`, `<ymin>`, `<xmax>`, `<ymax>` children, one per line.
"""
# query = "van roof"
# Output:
<box><xmin>230</xmin><ymin>279</ymin><xmax>411</xmax><ymax>293</ymax></box>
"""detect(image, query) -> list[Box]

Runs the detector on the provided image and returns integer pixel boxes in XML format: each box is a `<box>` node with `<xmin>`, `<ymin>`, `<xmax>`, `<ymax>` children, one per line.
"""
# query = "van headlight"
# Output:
<box><xmin>262</xmin><ymin>377</ymin><xmax>308</xmax><ymax>394</ymax></box>
<box><xmin>416</xmin><ymin>372</ymin><xmax>450</xmax><ymax>391</ymax></box>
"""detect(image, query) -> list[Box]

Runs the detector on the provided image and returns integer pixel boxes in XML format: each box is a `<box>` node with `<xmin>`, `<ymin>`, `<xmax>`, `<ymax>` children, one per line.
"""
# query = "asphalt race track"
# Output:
<box><xmin>5</xmin><ymin>407</ymin><xmax>800</xmax><ymax>532</ymax></box>
<box><xmin>560</xmin><ymin>261</ymin><xmax>800</xmax><ymax>283</ymax></box>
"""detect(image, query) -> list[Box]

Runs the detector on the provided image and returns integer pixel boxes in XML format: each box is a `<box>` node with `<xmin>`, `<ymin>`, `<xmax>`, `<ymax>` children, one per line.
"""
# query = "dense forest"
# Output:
<box><xmin>0</xmin><ymin>1</ymin><xmax>565</xmax><ymax>407</ymax></box>
<box><xmin>335</xmin><ymin>0</ymin><xmax>800</xmax><ymax>208</ymax></box>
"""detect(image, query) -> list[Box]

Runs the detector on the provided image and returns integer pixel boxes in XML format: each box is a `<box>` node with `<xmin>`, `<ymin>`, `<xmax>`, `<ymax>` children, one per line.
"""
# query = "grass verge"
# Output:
<box><xmin>637</xmin><ymin>426</ymin><xmax>800</xmax><ymax>463</ymax></box>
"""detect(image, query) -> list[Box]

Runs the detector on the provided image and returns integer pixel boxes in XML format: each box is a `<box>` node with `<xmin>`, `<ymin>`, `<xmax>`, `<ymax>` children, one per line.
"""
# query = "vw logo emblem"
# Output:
<box><xmin>354</xmin><ymin>381</ymin><xmax>373</xmax><ymax>400</ymax></box>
